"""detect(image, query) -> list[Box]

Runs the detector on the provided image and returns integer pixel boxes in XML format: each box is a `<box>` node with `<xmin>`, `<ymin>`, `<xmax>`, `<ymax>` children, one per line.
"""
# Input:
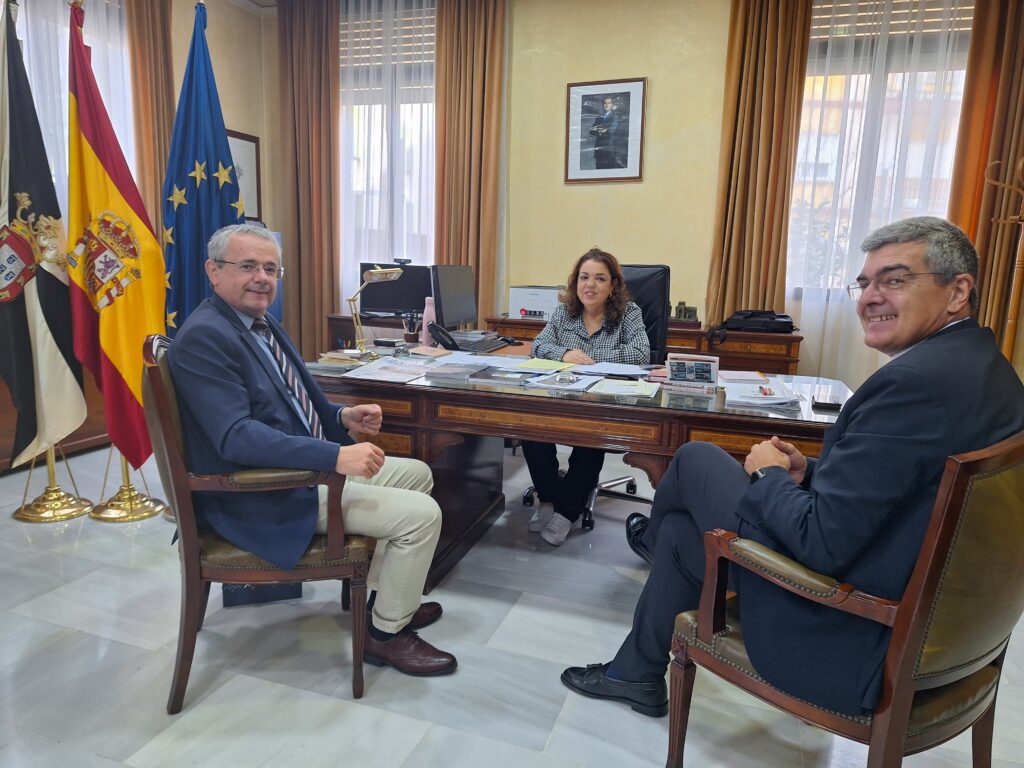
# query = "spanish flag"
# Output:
<box><xmin>66</xmin><ymin>1</ymin><xmax>165</xmax><ymax>469</ymax></box>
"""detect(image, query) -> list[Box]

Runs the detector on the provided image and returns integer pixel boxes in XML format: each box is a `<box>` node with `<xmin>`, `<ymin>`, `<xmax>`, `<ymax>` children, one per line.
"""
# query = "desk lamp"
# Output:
<box><xmin>346</xmin><ymin>265</ymin><xmax>403</xmax><ymax>355</ymax></box>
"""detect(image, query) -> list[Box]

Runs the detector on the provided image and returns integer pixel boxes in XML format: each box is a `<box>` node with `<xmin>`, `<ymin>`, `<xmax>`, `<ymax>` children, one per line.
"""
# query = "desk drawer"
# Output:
<box><xmin>687</xmin><ymin>427</ymin><xmax>821</xmax><ymax>459</ymax></box>
<box><xmin>706</xmin><ymin>338</ymin><xmax>794</xmax><ymax>356</ymax></box>
<box><xmin>369</xmin><ymin>430</ymin><xmax>415</xmax><ymax>457</ymax></box>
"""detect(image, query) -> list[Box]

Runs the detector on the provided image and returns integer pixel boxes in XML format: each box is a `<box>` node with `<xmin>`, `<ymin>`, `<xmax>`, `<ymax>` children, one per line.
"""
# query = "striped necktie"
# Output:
<box><xmin>252</xmin><ymin>318</ymin><xmax>324</xmax><ymax>439</ymax></box>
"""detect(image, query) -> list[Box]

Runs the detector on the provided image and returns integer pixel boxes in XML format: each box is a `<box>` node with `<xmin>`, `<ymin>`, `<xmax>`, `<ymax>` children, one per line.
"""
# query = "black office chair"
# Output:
<box><xmin>522</xmin><ymin>264</ymin><xmax>670</xmax><ymax>530</ymax></box>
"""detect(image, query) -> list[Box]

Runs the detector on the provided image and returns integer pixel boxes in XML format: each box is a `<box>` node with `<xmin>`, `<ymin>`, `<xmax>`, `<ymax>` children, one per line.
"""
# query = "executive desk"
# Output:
<box><xmin>313</xmin><ymin>369</ymin><xmax>846</xmax><ymax>590</ymax></box>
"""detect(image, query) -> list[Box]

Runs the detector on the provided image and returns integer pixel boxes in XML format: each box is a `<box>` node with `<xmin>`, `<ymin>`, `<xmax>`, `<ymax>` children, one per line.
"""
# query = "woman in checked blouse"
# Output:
<box><xmin>524</xmin><ymin>248</ymin><xmax>650</xmax><ymax>545</ymax></box>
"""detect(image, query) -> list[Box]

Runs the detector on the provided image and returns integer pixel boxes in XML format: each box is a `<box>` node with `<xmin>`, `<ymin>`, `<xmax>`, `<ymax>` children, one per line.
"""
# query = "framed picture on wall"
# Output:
<box><xmin>565</xmin><ymin>77</ymin><xmax>646</xmax><ymax>183</ymax></box>
<box><xmin>226</xmin><ymin>129</ymin><xmax>262</xmax><ymax>221</ymax></box>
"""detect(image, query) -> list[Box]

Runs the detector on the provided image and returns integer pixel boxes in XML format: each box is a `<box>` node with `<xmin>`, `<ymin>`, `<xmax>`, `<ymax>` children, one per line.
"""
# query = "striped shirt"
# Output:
<box><xmin>531</xmin><ymin>301</ymin><xmax>650</xmax><ymax>365</ymax></box>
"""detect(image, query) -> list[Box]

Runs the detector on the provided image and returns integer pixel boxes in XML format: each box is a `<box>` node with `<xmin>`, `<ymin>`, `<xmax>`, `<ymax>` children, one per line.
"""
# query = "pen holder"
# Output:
<box><xmin>403</xmin><ymin>331</ymin><xmax>418</xmax><ymax>343</ymax></box>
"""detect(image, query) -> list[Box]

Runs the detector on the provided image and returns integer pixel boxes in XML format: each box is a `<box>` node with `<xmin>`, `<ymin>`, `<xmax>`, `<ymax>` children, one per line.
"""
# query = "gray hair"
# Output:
<box><xmin>207</xmin><ymin>223</ymin><xmax>280</xmax><ymax>264</ymax></box>
<box><xmin>860</xmin><ymin>216</ymin><xmax>978</xmax><ymax>313</ymax></box>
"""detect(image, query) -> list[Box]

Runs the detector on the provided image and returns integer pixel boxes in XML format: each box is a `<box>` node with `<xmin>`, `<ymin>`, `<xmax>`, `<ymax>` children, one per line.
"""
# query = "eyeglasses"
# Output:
<box><xmin>846</xmin><ymin>271</ymin><xmax>943</xmax><ymax>301</ymax></box>
<box><xmin>217</xmin><ymin>259</ymin><xmax>284</xmax><ymax>279</ymax></box>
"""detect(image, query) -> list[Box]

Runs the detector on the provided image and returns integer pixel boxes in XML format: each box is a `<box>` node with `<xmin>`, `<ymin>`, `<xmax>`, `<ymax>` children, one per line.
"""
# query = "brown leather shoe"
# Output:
<box><xmin>408</xmin><ymin>601</ymin><xmax>442</xmax><ymax>630</ymax></box>
<box><xmin>364</xmin><ymin>629</ymin><xmax>457</xmax><ymax>676</ymax></box>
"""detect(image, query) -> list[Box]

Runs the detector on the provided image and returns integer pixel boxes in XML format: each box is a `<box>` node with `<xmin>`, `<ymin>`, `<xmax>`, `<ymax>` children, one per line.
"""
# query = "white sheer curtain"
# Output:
<box><xmin>786</xmin><ymin>0</ymin><xmax>972</xmax><ymax>388</ymax></box>
<box><xmin>338</xmin><ymin>0</ymin><xmax>435</xmax><ymax>305</ymax></box>
<box><xmin>13</xmin><ymin>0</ymin><xmax>133</xmax><ymax>221</ymax></box>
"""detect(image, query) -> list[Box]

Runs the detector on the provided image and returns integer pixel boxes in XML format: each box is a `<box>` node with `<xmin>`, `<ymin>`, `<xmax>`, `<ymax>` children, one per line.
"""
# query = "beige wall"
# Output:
<box><xmin>170</xmin><ymin>0</ymin><xmax>280</xmax><ymax>229</ymax></box>
<box><xmin>505</xmin><ymin>0</ymin><xmax>730</xmax><ymax>319</ymax></box>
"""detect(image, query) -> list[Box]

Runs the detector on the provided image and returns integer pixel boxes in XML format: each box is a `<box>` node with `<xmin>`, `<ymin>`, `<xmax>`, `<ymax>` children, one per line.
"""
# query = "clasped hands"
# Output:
<box><xmin>336</xmin><ymin>404</ymin><xmax>385</xmax><ymax>478</ymax></box>
<box><xmin>561</xmin><ymin>349</ymin><xmax>595</xmax><ymax>365</ymax></box>
<box><xmin>744</xmin><ymin>435</ymin><xmax>808</xmax><ymax>484</ymax></box>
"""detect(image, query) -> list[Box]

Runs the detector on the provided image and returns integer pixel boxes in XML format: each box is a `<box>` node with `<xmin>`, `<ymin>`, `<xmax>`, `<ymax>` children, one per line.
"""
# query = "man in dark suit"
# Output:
<box><xmin>169</xmin><ymin>223</ymin><xmax>456</xmax><ymax>677</ymax></box>
<box><xmin>591</xmin><ymin>96</ymin><xmax>621</xmax><ymax>169</ymax></box>
<box><xmin>563</xmin><ymin>216</ymin><xmax>1024</xmax><ymax>717</ymax></box>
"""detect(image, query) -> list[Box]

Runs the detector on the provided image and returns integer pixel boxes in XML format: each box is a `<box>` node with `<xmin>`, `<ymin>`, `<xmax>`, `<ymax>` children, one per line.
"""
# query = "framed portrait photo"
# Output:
<box><xmin>226</xmin><ymin>129</ymin><xmax>262</xmax><ymax>221</ymax></box>
<box><xmin>565</xmin><ymin>77</ymin><xmax>646</xmax><ymax>183</ymax></box>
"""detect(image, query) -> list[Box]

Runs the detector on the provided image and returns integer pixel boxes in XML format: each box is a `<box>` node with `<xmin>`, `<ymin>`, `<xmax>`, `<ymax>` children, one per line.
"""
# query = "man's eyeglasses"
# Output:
<box><xmin>846</xmin><ymin>271</ymin><xmax>943</xmax><ymax>301</ymax></box>
<box><xmin>217</xmin><ymin>259</ymin><xmax>284</xmax><ymax>279</ymax></box>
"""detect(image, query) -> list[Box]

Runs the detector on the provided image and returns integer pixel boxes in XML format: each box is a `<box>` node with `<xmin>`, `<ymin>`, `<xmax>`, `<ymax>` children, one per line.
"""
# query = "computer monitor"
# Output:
<box><xmin>430</xmin><ymin>265</ymin><xmax>478</xmax><ymax>329</ymax></box>
<box><xmin>358</xmin><ymin>263</ymin><xmax>432</xmax><ymax>315</ymax></box>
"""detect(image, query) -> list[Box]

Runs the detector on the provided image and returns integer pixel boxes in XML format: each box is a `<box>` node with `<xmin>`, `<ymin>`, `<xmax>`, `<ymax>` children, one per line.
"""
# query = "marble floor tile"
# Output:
<box><xmin>400</xmin><ymin>723</ymin><xmax>587</xmax><ymax>768</ymax></box>
<box><xmin>10</xmin><ymin>564</ymin><xmax>187</xmax><ymax>651</ymax></box>
<box><xmin>0</xmin><ymin>731</ymin><xmax>127</xmax><ymax>768</ymax></box>
<box><xmin>351</xmin><ymin>640</ymin><xmax>570</xmax><ymax>752</ymax></box>
<box><xmin>124</xmin><ymin>674</ymin><xmax>430</xmax><ymax>768</ymax></box>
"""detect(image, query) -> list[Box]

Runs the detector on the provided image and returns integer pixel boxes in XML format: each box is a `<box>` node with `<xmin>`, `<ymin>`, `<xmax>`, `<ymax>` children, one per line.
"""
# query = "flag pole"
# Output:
<box><xmin>90</xmin><ymin>454</ymin><xmax>168</xmax><ymax>522</ymax></box>
<box><xmin>12</xmin><ymin>447</ymin><xmax>93</xmax><ymax>522</ymax></box>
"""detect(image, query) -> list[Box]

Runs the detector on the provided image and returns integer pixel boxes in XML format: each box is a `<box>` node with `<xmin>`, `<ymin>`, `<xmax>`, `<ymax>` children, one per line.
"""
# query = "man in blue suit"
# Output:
<box><xmin>169</xmin><ymin>223</ymin><xmax>456</xmax><ymax>677</ymax></box>
<box><xmin>563</xmin><ymin>216</ymin><xmax>1024</xmax><ymax>717</ymax></box>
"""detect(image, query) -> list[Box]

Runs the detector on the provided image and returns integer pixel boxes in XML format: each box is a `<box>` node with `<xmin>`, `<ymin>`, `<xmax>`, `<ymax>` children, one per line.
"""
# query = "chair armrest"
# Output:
<box><xmin>696</xmin><ymin>529</ymin><xmax>898</xmax><ymax>644</ymax></box>
<box><xmin>189</xmin><ymin>469</ymin><xmax>349</xmax><ymax>560</ymax></box>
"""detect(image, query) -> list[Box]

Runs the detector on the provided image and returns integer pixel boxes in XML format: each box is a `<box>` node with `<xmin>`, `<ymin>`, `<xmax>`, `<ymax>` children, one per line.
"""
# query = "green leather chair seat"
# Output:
<box><xmin>200</xmin><ymin>531</ymin><xmax>372</xmax><ymax>570</ymax></box>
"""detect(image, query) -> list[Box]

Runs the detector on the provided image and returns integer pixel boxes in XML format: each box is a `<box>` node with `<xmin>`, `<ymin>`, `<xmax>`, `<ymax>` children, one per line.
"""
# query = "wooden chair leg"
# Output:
<box><xmin>167</xmin><ymin>572</ymin><xmax>205</xmax><ymax>714</ymax></box>
<box><xmin>667</xmin><ymin>653</ymin><xmax>697</xmax><ymax>767</ymax></box>
<box><xmin>971</xmin><ymin>699</ymin><xmax>996</xmax><ymax>768</ymax></box>
<box><xmin>196</xmin><ymin>582</ymin><xmax>212</xmax><ymax>632</ymax></box>
<box><xmin>349</xmin><ymin>574</ymin><xmax>367</xmax><ymax>699</ymax></box>
<box><xmin>341</xmin><ymin>578</ymin><xmax>351</xmax><ymax>611</ymax></box>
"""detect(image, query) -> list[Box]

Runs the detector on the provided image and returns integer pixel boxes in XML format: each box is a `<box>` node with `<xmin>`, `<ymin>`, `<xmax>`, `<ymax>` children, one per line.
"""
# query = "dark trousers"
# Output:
<box><xmin>522</xmin><ymin>441</ymin><xmax>606</xmax><ymax>523</ymax></box>
<box><xmin>609</xmin><ymin>442</ymin><xmax>749</xmax><ymax>682</ymax></box>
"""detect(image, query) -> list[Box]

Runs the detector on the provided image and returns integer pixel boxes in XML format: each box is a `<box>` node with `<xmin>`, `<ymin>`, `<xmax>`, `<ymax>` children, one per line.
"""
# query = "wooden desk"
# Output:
<box><xmin>314</xmin><ymin>371</ymin><xmax>842</xmax><ymax>589</ymax></box>
<box><xmin>485</xmin><ymin>316</ymin><xmax>803</xmax><ymax>374</ymax></box>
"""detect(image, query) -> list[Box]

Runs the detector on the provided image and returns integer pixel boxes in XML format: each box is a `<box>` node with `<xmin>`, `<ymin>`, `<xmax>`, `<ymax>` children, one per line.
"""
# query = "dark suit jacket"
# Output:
<box><xmin>168</xmin><ymin>295</ymin><xmax>353</xmax><ymax>569</ymax></box>
<box><xmin>734</xmin><ymin>318</ymin><xmax>1024</xmax><ymax>714</ymax></box>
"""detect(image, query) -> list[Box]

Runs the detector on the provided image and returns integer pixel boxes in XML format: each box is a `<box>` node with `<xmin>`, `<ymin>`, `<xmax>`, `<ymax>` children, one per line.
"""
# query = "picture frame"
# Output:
<box><xmin>226</xmin><ymin>129</ymin><xmax>262</xmax><ymax>221</ymax></box>
<box><xmin>565</xmin><ymin>77</ymin><xmax>646</xmax><ymax>183</ymax></box>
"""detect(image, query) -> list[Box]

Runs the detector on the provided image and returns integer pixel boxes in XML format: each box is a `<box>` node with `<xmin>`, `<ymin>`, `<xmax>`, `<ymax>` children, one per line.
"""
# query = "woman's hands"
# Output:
<box><xmin>562</xmin><ymin>349</ymin><xmax>595</xmax><ymax>365</ymax></box>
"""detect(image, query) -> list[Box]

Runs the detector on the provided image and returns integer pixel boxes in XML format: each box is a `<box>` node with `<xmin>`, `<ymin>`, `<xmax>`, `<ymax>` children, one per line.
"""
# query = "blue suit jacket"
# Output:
<box><xmin>168</xmin><ymin>295</ymin><xmax>353</xmax><ymax>569</ymax></box>
<box><xmin>735</xmin><ymin>318</ymin><xmax>1024</xmax><ymax>714</ymax></box>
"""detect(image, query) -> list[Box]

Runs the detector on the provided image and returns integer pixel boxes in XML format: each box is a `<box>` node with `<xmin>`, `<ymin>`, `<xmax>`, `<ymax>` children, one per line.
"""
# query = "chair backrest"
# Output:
<box><xmin>893</xmin><ymin>430</ymin><xmax>1024</xmax><ymax>685</ymax></box>
<box><xmin>141</xmin><ymin>334</ymin><xmax>200</xmax><ymax>559</ymax></box>
<box><xmin>622</xmin><ymin>264</ymin><xmax>670</xmax><ymax>365</ymax></box>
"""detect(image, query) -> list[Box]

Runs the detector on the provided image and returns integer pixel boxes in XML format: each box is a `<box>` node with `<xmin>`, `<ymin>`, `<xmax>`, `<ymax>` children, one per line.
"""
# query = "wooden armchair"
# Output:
<box><xmin>667</xmin><ymin>429</ymin><xmax>1024</xmax><ymax>767</ymax></box>
<box><xmin>142</xmin><ymin>335</ymin><xmax>373</xmax><ymax>715</ymax></box>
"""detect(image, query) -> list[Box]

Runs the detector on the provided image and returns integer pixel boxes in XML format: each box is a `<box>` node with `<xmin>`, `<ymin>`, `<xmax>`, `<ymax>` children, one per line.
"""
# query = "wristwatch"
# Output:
<box><xmin>749</xmin><ymin>465</ymin><xmax>786</xmax><ymax>484</ymax></box>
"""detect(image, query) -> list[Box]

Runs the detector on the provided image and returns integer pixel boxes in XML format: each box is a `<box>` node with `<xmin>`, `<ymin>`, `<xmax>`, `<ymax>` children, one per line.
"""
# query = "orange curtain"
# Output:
<box><xmin>947</xmin><ymin>0</ymin><xmax>1024</xmax><ymax>357</ymax></box>
<box><xmin>278</xmin><ymin>0</ymin><xmax>341</xmax><ymax>357</ymax></box>
<box><xmin>704</xmin><ymin>0</ymin><xmax>813</xmax><ymax>326</ymax></box>
<box><xmin>125</xmin><ymin>0</ymin><xmax>174</xmax><ymax>236</ymax></box>
<box><xmin>435</xmin><ymin>0</ymin><xmax>507</xmax><ymax>324</ymax></box>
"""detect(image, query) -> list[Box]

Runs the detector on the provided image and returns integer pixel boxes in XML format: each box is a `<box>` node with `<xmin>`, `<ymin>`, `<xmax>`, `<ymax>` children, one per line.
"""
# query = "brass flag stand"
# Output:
<box><xmin>90</xmin><ymin>452</ymin><xmax>168</xmax><ymax>523</ymax></box>
<box><xmin>12</xmin><ymin>447</ymin><xmax>93</xmax><ymax>523</ymax></box>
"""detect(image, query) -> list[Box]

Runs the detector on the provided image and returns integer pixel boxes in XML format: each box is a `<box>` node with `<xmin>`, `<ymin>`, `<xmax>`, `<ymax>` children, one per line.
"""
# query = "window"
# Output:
<box><xmin>338</xmin><ymin>0</ymin><xmax>436</xmax><ymax>304</ymax></box>
<box><xmin>786</xmin><ymin>0</ymin><xmax>973</xmax><ymax>387</ymax></box>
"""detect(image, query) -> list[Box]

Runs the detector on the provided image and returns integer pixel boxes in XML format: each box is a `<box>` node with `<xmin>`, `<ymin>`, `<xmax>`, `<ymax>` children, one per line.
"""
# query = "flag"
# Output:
<box><xmin>66</xmin><ymin>1</ymin><xmax>165</xmax><ymax>470</ymax></box>
<box><xmin>0</xmin><ymin>0</ymin><xmax>86</xmax><ymax>467</ymax></box>
<box><xmin>162</xmin><ymin>1</ymin><xmax>244</xmax><ymax>334</ymax></box>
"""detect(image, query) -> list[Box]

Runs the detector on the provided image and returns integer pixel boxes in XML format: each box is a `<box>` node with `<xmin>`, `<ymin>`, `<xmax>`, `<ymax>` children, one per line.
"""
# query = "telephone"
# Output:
<box><xmin>427</xmin><ymin>322</ymin><xmax>460</xmax><ymax>350</ymax></box>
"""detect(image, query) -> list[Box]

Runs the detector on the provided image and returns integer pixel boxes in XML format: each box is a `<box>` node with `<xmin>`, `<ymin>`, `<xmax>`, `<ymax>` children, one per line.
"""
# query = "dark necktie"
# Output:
<box><xmin>252</xmin><ymin>318</ymin><xmax>324</xmax><ymax>439</ymax></box>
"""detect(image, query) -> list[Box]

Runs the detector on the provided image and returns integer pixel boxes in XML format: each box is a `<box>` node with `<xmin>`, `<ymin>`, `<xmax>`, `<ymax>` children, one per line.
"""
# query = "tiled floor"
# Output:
<box><xmin>1</xmin><ymin>445</ymin><xmax>1022</xmax><ymax>767</ymax></box>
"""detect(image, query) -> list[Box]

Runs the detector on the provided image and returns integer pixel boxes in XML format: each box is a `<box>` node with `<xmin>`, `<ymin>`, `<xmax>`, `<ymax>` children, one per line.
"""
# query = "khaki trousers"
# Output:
<box><xmin>318</xmin><ymin>457</ymin><xmax>441</xmax><ymax>633</ymax></box>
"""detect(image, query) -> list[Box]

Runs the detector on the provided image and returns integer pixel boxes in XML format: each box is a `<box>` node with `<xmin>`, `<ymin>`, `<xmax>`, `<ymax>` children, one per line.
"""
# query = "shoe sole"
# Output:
<box><xmin>365</xmin><ymin>654</ymin><xmax>458</xmax><ymax>676</ymax></box>
<box><xmin>540</xmin><ymin>530</ymin><xmax>568</xmax><ymax>546</ymax></box>
<box><xmin>528</xmin><ymin>519</ymin><xmax>547</xmax><ymax>533</ymax></box>
<box><xmin>560</xmin><ymin>671</ymin><xmax>667</xmax><ymax>717</ymax></box>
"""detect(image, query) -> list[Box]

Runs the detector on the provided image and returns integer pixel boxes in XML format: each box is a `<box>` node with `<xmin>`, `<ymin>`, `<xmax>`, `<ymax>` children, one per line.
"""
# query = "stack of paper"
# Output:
<box><xmin>524</xmin><ymin>372</ymin><xmax>601</xmax><ymax>392</ymax></box>
<box><xmin>340</xmin><ymin>357</ymin><xmax>433</xmax><ymax>383</ymax></box>
<box><xmin>724</xmin><ymin>378</ymin><xmax>799</xmax><ymax>409</ymax></box>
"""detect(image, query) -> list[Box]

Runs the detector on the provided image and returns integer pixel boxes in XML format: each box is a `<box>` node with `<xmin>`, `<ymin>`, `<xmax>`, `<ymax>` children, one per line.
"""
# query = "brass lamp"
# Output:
<box><xmin>346</xmin><ymin>265</ymin><xmax>403</xmax><ymax>355</ymax></box>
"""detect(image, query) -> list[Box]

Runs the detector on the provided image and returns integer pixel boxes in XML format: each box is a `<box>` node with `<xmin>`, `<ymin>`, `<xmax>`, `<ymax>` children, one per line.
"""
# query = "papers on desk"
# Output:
<box><xmin>339</xmin><ymin>357</ymin><xmax>433</xmax><ymax>383</ymax></box>
<box><xmin>524</xmin><ymin>372</ymin><xmax>602</xmax><ymax>392</ymax></box>
<box><xmin>724</xmin><ymin>378</ymin><xmax>800</xmax><ymax>410</ymax></box>
<box><xmin>589</xmin><ymin>378</ymin><xmax>661</xmax><ymax>398</ymax></box>
<box><xmin>570</xmin><ymin>361</ymin><xmax>651</xmax><ymax>377</ymax></box>
<box><xmin>510</xmin><ymin>358</ymin><xmax>574</xmax><ymax>373</ymax></box>
<box><xmin>718</xmin><ymin>369</ymin><xmax>768</xmax><ymax>383</ymax></box>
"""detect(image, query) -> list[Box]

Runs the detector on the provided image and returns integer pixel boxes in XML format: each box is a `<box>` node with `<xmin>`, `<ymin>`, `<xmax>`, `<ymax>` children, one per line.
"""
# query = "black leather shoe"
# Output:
<box><xmin>626</xmin><ymin>513</ymin><xmax>654</xmax><ymax>565</ymax></box>
<box><xmin>365</xmin><ymin>628</ymin><xmax>457</xmax><ymax>676</ymax></box>
<box><xmin>561</xmin><ymin>662</ymin><xmax>667</xmax><ymax>717</ymax></box>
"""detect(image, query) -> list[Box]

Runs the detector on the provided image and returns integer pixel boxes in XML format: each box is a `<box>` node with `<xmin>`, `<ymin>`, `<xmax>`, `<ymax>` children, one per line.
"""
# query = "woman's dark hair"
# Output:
<box><xmin>559</xmin><ymin>247</ymin><xmax>631</xmax><ymax>326</ymax></box>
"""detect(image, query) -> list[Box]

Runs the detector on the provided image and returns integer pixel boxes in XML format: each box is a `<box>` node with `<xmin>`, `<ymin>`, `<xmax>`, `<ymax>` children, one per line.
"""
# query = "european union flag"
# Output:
<box><xmin>162</xmin><ymin>2</ymin><xmax>244</xmax><ymax>334</ymax></box>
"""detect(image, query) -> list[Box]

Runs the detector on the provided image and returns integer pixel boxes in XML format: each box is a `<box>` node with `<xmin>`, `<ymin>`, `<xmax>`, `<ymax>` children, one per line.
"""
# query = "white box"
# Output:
<box><xmin>509</xmin><ymin>285</ymin><xmax>561</xmax><ymax>321</ymax></box>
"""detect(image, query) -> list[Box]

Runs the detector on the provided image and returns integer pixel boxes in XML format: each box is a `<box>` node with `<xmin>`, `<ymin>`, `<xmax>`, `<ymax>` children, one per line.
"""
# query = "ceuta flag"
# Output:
<box><xmin>0</xmin><ymin>0</ymin><xmax>86</xmax><ymax>467</ymax></box>
<box><xmin>66</xmin><ymin>1</ymin><xmax>165</xmax><ymax>469</ymax></box>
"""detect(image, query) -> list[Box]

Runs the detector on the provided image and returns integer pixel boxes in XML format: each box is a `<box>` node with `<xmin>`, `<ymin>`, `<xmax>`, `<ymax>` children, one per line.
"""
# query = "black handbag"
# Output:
<box><xmin>707</xmin><ymin>310</ymin><xmax>796</xmax><ymax>344</ymax></box>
